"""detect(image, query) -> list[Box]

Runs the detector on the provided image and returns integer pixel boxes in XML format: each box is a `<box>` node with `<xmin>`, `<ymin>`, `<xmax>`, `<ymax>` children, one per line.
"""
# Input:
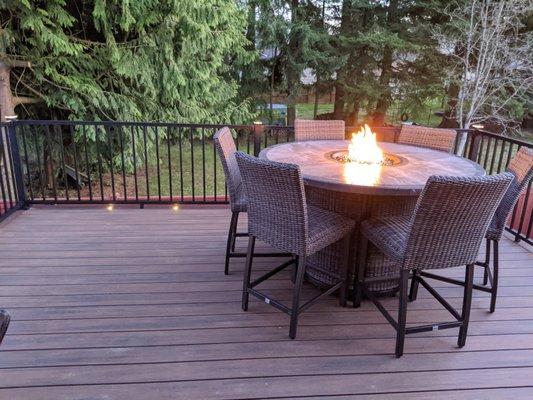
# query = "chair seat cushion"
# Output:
<box><xmin>361</xmin><ymin>215</ymin><xmax>412</xmax><ymax>262</ymax></box>
<box><xmin>306</xmin><ymin>206</ymin><xmax>355</xmax><ymax>255</ymax></box>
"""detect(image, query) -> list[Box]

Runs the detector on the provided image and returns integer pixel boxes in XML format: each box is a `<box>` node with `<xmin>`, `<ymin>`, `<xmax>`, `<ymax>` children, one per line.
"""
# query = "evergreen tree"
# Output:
<box><xmin>1</xmin><ymin>0</ymin><xmax>255</xmax><ymax>124</ymax></box>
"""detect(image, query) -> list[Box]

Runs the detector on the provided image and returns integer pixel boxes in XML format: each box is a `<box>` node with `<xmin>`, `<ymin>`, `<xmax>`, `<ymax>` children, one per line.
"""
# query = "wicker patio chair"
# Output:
<box><xmin>214</xmin><ymin>127</ymin><xmax>288</xmax><ymax>275</ymax></box>
<box><xmin>415</xmin><ymin>147</ymin><xmax>533</xmax><ymax>313</ymax></box>
<box><xmin>235</xmin><ymin>152</ymin><xmax>355</xmax><ymax>339</ymax></box>
<box><xmin>0</xmin><ymin>310</ymin><xmax>9</xmax><ymax>346</ymax></box>
<box><xmin>354</xmin><ymin>173</ymin><xmax>513</xmax><ymax>357</ymax></box>
<box><xmin>294</xmin><ymin>119</ymin><xmax>345</xmax><ymax>142</ymax></box>
<box><xmin>397</xmin><ymin>125</ymin><xmax>456</xmax><ymax>152</ymax></box>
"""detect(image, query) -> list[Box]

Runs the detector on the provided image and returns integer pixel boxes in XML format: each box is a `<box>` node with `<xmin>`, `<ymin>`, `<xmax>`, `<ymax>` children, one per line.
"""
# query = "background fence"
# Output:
<box><xmin>2</xmin><ymin>120</ymin><xmax>532</xmax><ymax>245</ymax></box>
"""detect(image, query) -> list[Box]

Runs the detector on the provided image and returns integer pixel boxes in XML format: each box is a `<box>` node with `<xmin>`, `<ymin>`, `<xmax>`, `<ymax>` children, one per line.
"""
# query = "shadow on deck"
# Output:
<box><xmin>0</xmin><ymin>205</ymin><xmax>532</xmax><ymax>399</ymax></box>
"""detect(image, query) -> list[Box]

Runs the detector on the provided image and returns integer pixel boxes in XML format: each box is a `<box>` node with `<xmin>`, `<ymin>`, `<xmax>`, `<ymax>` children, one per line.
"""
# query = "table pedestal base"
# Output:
<box><xmin>304</xmin><ymin>187</ymin><xmax>417</xmax><ymax>294</ymax></box>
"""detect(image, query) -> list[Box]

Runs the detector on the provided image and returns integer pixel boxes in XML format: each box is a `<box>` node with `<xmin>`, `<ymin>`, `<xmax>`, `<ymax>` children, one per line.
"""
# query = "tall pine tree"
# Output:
<box><xmin>1</xmin><ymin>0</ymin><xmax>256</xmax><ymax>124</ymax></box>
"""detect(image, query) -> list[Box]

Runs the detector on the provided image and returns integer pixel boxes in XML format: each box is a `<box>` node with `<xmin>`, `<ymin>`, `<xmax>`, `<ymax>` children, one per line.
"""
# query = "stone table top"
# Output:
<box><xmin>259</xmin><ymin>140</ymin><xmax>486</xmax><ymax>196</ymax></box>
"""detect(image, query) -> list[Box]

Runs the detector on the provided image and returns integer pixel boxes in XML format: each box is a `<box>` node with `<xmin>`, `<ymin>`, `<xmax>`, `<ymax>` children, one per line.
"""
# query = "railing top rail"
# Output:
<box><xmin>470</xmin><ymin>128</ymin><xmax>532</xmax><ymax>147</ymax></box>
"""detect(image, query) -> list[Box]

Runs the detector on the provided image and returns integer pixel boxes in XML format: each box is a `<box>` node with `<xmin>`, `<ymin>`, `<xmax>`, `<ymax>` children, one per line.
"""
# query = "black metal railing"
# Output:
<box><xmin>11</xmin><ymin>120</ymin><xmax>292</xmax><ymax>205</ymax></box>
<box><xmin>463</xmin><ymin>129</ymin><xmax>532</xmax><ymax>245</ymax></box>
<box><xmin>0</xmin><ymin>123</ymin><xmax>25</xmax><ymax>221</ymax></box>
<box><xmin>3</xmin><ymin>119</ymin><xmax>532</xmax><ymax>245</ymax></box>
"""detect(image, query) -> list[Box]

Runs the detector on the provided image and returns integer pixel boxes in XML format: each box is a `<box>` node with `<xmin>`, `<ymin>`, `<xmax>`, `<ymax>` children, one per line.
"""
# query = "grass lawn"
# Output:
<box><xmin>296</xmin><ymin>103</ymin><xmax>334</xmax><ymax>119</ymax></box>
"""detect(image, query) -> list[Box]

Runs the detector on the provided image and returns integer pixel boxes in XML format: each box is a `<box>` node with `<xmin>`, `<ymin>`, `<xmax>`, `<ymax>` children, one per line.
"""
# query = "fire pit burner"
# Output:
<box><xmin>327</xmin><ymin>150</ymin><xmax>407</xmax><ymax>167</ymax></box>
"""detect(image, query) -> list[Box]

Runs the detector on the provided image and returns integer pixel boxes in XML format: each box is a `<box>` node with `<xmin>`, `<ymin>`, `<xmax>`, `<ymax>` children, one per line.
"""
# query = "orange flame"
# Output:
<box><xmin>348</xmin><ymin>124</ymin><xmax>383</xmax><ymax>165</ymax></box>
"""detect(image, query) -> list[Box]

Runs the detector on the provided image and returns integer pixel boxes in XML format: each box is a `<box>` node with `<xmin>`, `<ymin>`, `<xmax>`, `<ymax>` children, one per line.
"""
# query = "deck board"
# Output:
<box><xmin>0</xmin><ymin>205</ymin><xmax>532</xmax><ymax>399</ymax></box>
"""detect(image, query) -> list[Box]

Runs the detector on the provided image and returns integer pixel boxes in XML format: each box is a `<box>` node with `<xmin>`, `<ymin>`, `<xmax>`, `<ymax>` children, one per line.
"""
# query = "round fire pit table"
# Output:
<box><xmin>259</xmin><ymin>140</ymin><xmax>486</xmax><ymax>294</ymax></box>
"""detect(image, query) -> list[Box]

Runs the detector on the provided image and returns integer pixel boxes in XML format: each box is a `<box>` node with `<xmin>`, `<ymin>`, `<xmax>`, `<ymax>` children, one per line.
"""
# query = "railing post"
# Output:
<box><xmin>253</xmin><ymin>122</ymin><xmax>264</xmax><ymax>157</ymax></box>
<box><xmin>467</xmin><ymin>129</ymin><xmax>482</xmax><ymax>162</ymax></box>
<box><xmin>6</xmin><ymin>121</ymin><xmax>27</xmax><ymax>208</ymax></box>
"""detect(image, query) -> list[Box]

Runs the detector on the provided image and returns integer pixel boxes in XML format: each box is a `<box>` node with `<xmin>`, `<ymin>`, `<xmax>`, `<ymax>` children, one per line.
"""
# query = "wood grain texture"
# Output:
<box><xmin>0</xmin><ymin>206</ymin><xmax>532</xmax><ymax>399</ymax></box>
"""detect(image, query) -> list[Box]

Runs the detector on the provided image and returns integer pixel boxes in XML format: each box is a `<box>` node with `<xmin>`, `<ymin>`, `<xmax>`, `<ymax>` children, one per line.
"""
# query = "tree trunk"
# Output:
<box><xmin>286</xmin><ymin>0</ymin><xmax>300</xmax><ymax>125</ymax></box>
<box><xmin>241</xmin><ymin>0</ymin><xmax>256</xmax><ymax>87</ymax></box>
<box><xmin>439</xmin><ymin>83</ymin><xmax>460</xmax><ymax>128</ymax></box>
<box><xmin>313</xmin><ymin>78</ymin><xmax>320</xmax><ymax>119</ymax></box>
<box><xmin>332</xmin><ymin>0</ymin><xmax>353</xmax><ymax>120</ymax></box>
<box><xmin>0</xmin><ymin>61</ymin><xmax>15</xmax><ymax>121</ymax></box>
<box><xmin>371</xmin><ymin>0</ymin><xmax>399</xmax><ymax>126</ymax></box>
<box><xmin>333</xmin><ymin>83</ymin><xmax>345</xmax><ymax>120</ymax></box>
<box><xmin>346</xmin><ymin>99</ymin><xmax>360</xmax><ymax>127</ymax></box>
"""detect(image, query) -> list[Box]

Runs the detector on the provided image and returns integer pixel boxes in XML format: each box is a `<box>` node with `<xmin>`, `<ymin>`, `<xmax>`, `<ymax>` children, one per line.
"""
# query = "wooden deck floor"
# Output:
<box><xmin>0</xmin><ymin>205</ymin><xmax>532</xmax><ymax>399</ymax></box>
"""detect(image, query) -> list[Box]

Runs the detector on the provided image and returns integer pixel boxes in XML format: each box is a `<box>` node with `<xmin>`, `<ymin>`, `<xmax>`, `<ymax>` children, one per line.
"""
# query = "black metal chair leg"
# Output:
<box><xmin>224</xmin><ymin>211</ymin><xmax>239</xmax><ymax>275</ymax></box>
<box><xmin>458</xmin><ymin>264</ymin><xmax>474</xmax><ymax>348</ymax></box>
<box><xmin>482</xmin><ymin>238</ymin><xmax>490</xmax><ymax>285</ymax></box>
<box><xmin>289</xmin><ymin>255</ymin><xmax>306</xmax><ymax>339</ymax></box>
<box><xmin>353</xmin><ymin>235</ymin><xmax>368</xmax><ymax>308</ymax></box>
<box><xmin>241</xmin><ymin>235</ymin><xmax>256</xmax><ymax>311</ymax></box>
<box><xmin>395</xmin><ymin>270</ymin><xmax>409</xmax><ymax>358</ymax></box>
<box><xmin>291</xmin><ymin>256</ymin><xmax>299</xmax><ymax>284</ymax></box>
<box><xmin>339</xmin><ymin>234</ymin><xmax>352</xmax><ymax>307</ymax></box>
<box><xmin>230</xmin><ymin>212</ymin><xmax>239</xmax><ymax>252</ymax></box>
<box><xmin>0</xmin><ymin>310</ymin><xmax>10</xmax><ymax>346</ymax></box>
<box><xmin>490</xmin><ymin>241</ymin><xmax>499</xmax><ymax>313</ymax></box>
<box><xmin>409</xmin><ymin>270</ymin><xmax>419</xmax><ymax>302</ymax></box>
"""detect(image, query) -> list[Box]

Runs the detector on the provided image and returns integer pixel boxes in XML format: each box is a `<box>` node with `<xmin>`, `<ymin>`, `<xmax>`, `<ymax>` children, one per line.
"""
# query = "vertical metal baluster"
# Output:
<box><xmin>0</xmin><ymin>131</ymin><xmax>8</xmax><ymax>211</ymax></box>
<box><xmin>71</xmin><ymin>125</ymin><xmax>82</xmax><ymax>202</ymax></box>
<box><xmin>496</xmin><ymin>139</ymin><xmax>506</xmax><ymax>173</ymax></box>
<box><xmin>4</xmin><ymin>127</ymin><xmax>18</xmax><ymax>207</ymax></box>
<box><xmin>69</xmin><ymin>125</ymin><xmax>81</xmax><ymax>202</ymax></box>
<box><xmin>224</xmin><ymin>129</ymin><xmax>229</xmax><ymax>201</ymax></box>
<box><xmin>476</xmin><ymin>136</ymin><xmax>484</xmax><ymax>164</ymax></box>
<box><xmin>20</xmin><ymin>126</ymin><xmax>34</xmax><ymax>201</ymax></box>
<box><xmin>517</xmin><ymin>180</ymin><xmax>531</xmax><ymax>238</ymax></box>
<box><xmin>482</xmin><ymin>137</ymin><xmax>492</xmax><ymax>170</ymax></box>
<box><xmin>143</xmin><ymin>125</ymin><xmax>150</xmax><ymax>201</ymax></box>
<box><xmin>95</xmin><ymin>125</ymin><xmax>105</xmax><ymax>201</ymax></box>
<box><xmin>167</xmin><ymin>126</ymin><xmax>173</xmax><ymax>202</ymax></box>
<box><xmin>213</xmin><ymin>128</ymin><xmax>217</xmax><ymax>202</ymax></box>
<box><xmin>178</xmin><ymin>126</ymin><xmax>184</xmax><ymax>202</ymax></box>
<box><xmin>5</xmin><ymin>128</ymin><xmax>17</xmax><ymax>208</ymax></box>
<box><xmin>119</xmin><ymin>125</ymin><xmax>127</xmax><ymax>201</ymax></box>
<box><xmin>131</xmin><ymin>126</ymin><xmax>139</xmax><ymax>202</ymax></box>
<box><xmin>504</xmin><ymin>143</ymin><xmax>514</xmax><ymax>170</ymax></box>
<box><xmin>247</xmin><ymin>129</ymin><xmax>251</xmax><ymax>154</ymax></box>
<box><xmin>508</xmin><ymin>145</ymin><xmax>521</xmax><ymax>231</ymax></box>
<box><xmin>202</xmin><ymin>127</ymin><xmax>206</xmax><ymax>202</ymax></box>
<box><xmin>45</xmin><ymin>125</ymin><xmax>58</xmax><ymax>202</ymax></box>
<box><xmin>106</xmin><ymin>125</ymin><xmax>116</xmax><ymax>201</ymax></box>
<box><xmin>57</xmin><ymin>124</ymin><xmax>69</xmax><ymax>200</ymax></box>
<box><xmin>155</xmin><ymin>126</ymin><xmax>161</xmax><ymax>201</ymax></box>
<box><xmin>190</xmin><ymin>126</ymin><xmax>195</xmax><ymax>201</ymax></box>
<box><xmin>525</xmin><ymin>182</ymin><xmax>533</xmax><ymax>240</ymax></box>
<box><xmin>32</xmin><ymin>125</ymin><xmax>45</xmax><ymax>200</ymax></box>
<box><xmin>488</xmin><ymin>137</ymin><xmax>499</xmax><ymax>174</ymax></box>
<box><xmin>82</xmin><ymin>125</ymin><xmax>93</xmax><ymax>202</ymax></box>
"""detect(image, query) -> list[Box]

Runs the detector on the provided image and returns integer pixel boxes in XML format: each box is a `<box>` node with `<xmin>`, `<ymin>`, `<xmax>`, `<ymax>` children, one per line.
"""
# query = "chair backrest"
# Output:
<box><xmin>214</xmin><ymin>127</ymin><xmax>242</xmax><ymax>207</ymax></box>
<box><xmin>490</xmin><ymin>147</ymin><xmax>533</xmax><ymax>239</ymax></box>
<box><xmin>403</xmin><ymin>173</ymin><xmax>513</xmax><ymax>270</ymax></box>
<box><xmin>294</xmin><ymin>119</ymin><xmax>345</xmax><ymax>142</ymax></box>
<box><xmin>372</xmin><ymin>126</ymin><xmax>401</xmax><ymax>143</ymax></box>
<box><xmin>235</xmin><ymin>152</ymin><xmax>308</xmax><ymax>255</ymax></box>
<box><xmin>398</xmin><ymin>125</ymin><xmax>456</xmax><ymax>152</ymax></box>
